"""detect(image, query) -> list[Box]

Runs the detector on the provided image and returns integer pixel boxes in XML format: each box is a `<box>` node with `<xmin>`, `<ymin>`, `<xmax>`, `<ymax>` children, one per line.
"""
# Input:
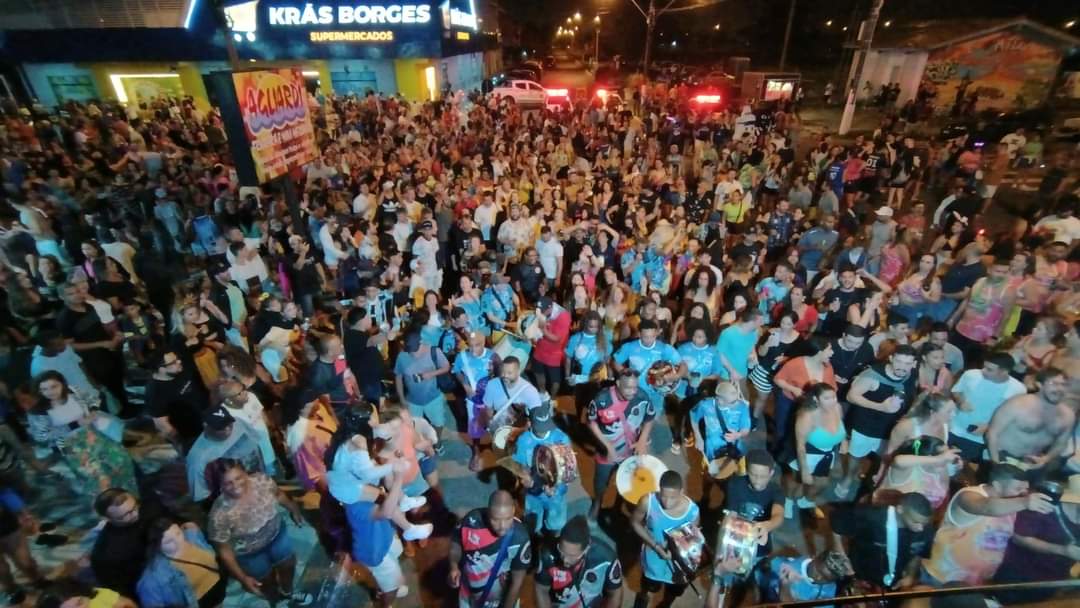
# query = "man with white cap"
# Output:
<box><xmin>866</xmin><ymin>206</ymin><xmax>897</xmax><ymax>276</ymax></box>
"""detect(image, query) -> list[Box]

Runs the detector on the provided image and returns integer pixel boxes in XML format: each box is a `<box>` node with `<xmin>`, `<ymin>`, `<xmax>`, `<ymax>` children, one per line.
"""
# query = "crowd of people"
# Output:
<box><xmin>0</xmin><ymin>77</ymin><xmax>1077</xmax><ymax>608</ymax></box>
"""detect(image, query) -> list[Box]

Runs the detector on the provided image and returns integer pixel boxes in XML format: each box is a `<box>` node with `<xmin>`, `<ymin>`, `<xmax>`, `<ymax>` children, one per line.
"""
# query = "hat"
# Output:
<box><xmin>708</xmin><ymin>211</ymin><xmax>723</xmax><ymax>223</ymax></box>
<box><xmin>209</xmin><ymin>259</ymin><xmax>231</xmax><ymax>277</ymax></box>
<box><xmin>1061</xmin><ymin>475</ymin><xmax>1080</xmax><ymax>504</ymax></box>
<box><xmin>537</xmin><ymin>296</ymin><xmax>554</xmax><ymax>312</ymax></box>
<box><xmin>154</xmin><ymin>187</ymin><xmax>167</xmax><ymax>199</ymax></box>
<box><xmin>875</xmin><ymin>206</ymin><xmax>894</xmax><ymax>217</ymax></box>
<box><xmin>528</xmin><ymin>401</ymin><xmax>555</xmax><ymax>435</ymax></box>
<box><xmin>203</xmin><ymin>405</ymin><xmax>235</xmax><ymax>431</ymax></box>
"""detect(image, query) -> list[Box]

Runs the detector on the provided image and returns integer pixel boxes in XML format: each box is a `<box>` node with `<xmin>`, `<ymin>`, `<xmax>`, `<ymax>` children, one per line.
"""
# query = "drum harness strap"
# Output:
<box><xmin>493</xmin><ymin>379</ymin><xmax>530</xmax><ymax>419</ymax></box>
<box><xmin>883</xmin><ymin>505</ymin><xmax>899</xmax><ymax>587</ymax></box>
<box><xmin>472</xmin><ymin>528</ymin><xmax>514</xmax><ymax>608</ymax></box>
<box><xmin>603</xmin><ymin>387</ymin><xmax>637</xmax><ymax>459</ymax></box>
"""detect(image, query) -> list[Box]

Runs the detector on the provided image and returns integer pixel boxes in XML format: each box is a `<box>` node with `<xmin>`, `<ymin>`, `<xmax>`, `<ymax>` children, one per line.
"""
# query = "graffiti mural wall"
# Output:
<box><xmin>922</xmin><ymin>27</ymin><xmax>1063</xmax><ymax>111</ymax></box>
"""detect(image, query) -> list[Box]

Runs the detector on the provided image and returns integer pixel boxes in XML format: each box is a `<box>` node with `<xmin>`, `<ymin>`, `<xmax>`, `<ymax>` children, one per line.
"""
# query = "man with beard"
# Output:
<box><xmin>145</xmin><ymin>349</ymin><xmax>208</xmax><ymax>452</ymax></box>
<box><xmin>448</xmin><ymin>490</ymin><xmax>531</xmax><ymax>608</ymax></box>
<box><xmin>845</xmin><ymin>345</ymin><xmax>918</xmax><ymax>464</ymax></box>
<box><xmin>534</xmin><ymin>515</ymin><xmax>623</xmax><ymax>608</ymax></box>
<box><xmin>986</xmin><ymin>367</ymin><xmax>1075</xmax><ymax>472</ymax></box>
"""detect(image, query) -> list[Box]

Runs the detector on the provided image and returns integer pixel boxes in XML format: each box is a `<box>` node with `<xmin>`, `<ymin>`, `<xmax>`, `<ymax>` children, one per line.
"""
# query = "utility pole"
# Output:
<box><xmin>779</xmin><ymin>0</ymin><xmax>796</xmax><ymax>71</ymax></box>
<box><xmin>643</xmin><ymin>0</ymin><xmax>657</xmax><ymax>76</ymax></box>
<box><xmin>839</xmin><ymin>0</ymin><xmax>883</xmax><ymax>135</ymax></box>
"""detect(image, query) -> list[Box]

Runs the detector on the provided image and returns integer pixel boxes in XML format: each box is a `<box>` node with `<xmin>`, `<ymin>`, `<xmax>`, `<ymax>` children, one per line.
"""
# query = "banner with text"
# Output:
<box><xmin>232</xmin><ymin>68</ymin><xmax>318</xmax><ymax>183</ymax></box>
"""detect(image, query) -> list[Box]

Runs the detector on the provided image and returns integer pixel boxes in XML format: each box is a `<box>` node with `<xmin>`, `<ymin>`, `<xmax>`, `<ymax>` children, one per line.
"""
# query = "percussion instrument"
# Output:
<box><xmin>493</xmin><ymin>314</ymin><xmax>536</xmax><ymax>365</ymax></box>
<box><xmin>665</xmin><ymin>521</ymin><xmax>707</xmax><ymax>581</ymax></box>
<box><xmin>488</xmin><ymin>404</ymin><xmax>526</xmax><ymax>449</ymax></box>
<box><xmin>717</xmin><ymin>512</ymin><xmax>759</xmax><ymax>576</ymax></box>
<box><xmin>646</xmin><ymin>360</ymin><xmax>679</xmax><ymax>396</ymax></box>
<box><xmin>534</xmin><ymin>443</ymin><xmax>579</xmax><ymax>485</ymax></box>
<box><xmin>707</xmin><ymin>457</ymin><xmax>740</xmax><ymax>481</ymax></box>
<box><xmin>615</xmin><ymin>455</ymin><xmax>669</xmax><ymax>505</ymax></box>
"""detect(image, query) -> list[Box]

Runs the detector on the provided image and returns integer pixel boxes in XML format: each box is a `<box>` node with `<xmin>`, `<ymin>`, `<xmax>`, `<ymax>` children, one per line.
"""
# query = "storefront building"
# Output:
<box><xmin>0</xmin><ymin>0</ymin><xmax>501</xmax><ymax>109</ymax></box>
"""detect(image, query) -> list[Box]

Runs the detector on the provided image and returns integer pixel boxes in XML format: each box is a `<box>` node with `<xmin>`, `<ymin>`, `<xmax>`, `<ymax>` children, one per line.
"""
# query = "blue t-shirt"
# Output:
<box><xmin>346</xmin><ymin>501</ymin><xmax>393</xmax><ymax>567</ymax></box>
<box><xmin>689</xmin><ymin>398</ymin><xmax>751</xmax><ymax>460</ymax></box>
<box><xmin>452</xmin><ymin>348</ymin><xmax>498</xmax><ymax>389</ymax></box>
<box><xmin>759</xmin><ymin>557</ymin><xmax>838</xmax><ymax>603</ymax></box>
<box><xmin>614</xmin><ymin>339</ymin><xmax>682</xmax><ymax>399</ymax></box>
<box><xmin>512</xmin><ymin>428</ymin><xmax>571</xmax><ymax>496</ymax></box>
<box><xmin>716</xmin><ymin>325</ymin><xmax>759</xmax><ymax>379</ymax></box>
<box><xmin>755</xmin><ymin>277</ymin><xmax>791</xmax><ymax>314</ymax></box>
<box><xmin>393</xmin><ymin>347</ymin><xmax>448</xmax><ymax>405</ymax></box>
<box><xmin>676</xmin><ymin>342</ymin><xmax>720</xmax><ymax>397</ymax></box>
<box><xmin>564</xmin><ymin>330</ymin><xmax>613</xmax><ymax>381</ymax></box>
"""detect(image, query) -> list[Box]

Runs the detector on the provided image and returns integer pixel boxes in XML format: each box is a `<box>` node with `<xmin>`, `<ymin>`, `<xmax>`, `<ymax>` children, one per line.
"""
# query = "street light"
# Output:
<box><xmin>574</xmin><ymin>12</ymin><xmax>582</xmax><ymax>21</ymax></box>
<box><xmin>594</xmin><ymin>15</ymin><xmax>601</xmax><ymax>24</ymax></box>
<box><xmin>566</xmin><ymin>17</ymin><xmax>572</xmax><ymax>24</ymax></box>
<box><xmin>1067</xmin><ymin>20</ymin><xmax>1077</xmax><ymax>29</ymax></box>
<box><xmin>825</xmin><ymin>20</ymin><xmax>833</xmax><ymax>27</ymax></box>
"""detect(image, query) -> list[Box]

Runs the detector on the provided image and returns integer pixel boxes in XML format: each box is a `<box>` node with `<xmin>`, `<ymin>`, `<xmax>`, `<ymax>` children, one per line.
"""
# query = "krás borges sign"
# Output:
<box><xmin>268</xmin><ymin>3</ymin><xmax>432</xmax><ymax>26</ymax></box>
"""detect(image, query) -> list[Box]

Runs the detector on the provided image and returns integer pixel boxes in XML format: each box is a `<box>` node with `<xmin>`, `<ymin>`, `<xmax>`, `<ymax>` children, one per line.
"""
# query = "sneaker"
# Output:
<box><xmin>434</xmin><ymin>443</ymin><xmax>445</xmax><ymax>456</ymax></box>
<box><xmin>670</xmin><ymin>443</ymin><xmax>681</xmax><ymax>455</ymax></box>
<box><xmin>287</xmin><ymin>591</ymin><xmax>314</xmax><ymax>607</ymax></box>
<box><xmin>796</xmin><ymin>496</ymin><xmax>816</xmax><ymax>509</ymax></box>
<box><xmin>403</xmin><ymin>523</ymin><xmax>434</xmax><ymax>541</ymax></box>
<box><xmin>396</xmin><ymin>585</ymin><xmax>410</xmax><ymax>599</ymax></box>
<box><xmin>783</xmin><ymin>497</ymin><xmax>794</xmax><ymax>519</ymax></box>
<box><xmin>400</xmin><ymin>495</ymin><xmax>427</xmax><ymax>512</ymax></box>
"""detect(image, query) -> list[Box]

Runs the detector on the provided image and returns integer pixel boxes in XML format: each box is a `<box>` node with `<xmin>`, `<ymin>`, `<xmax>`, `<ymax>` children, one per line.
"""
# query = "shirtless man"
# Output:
<box><xmin>986</xmin><ymin>367</ymin><xmax>1075</xmax><ymax>471</ymax></box>
<box><xmin>1050</xmin><ymin>321</ymin><xmax>1080</xmax><ymax>403</ymax></box>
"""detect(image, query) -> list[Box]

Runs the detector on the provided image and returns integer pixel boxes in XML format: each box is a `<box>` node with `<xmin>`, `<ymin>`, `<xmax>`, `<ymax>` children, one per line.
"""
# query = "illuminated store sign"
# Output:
<box><xmin>440</xmin><ymin>0</ymin><xmax>477</xmax><ymax>31</ymax></box>
<box><xmin>268</xmin><ymin>4</ymin><xmax>432</xmax><ymax>26</ymax></box>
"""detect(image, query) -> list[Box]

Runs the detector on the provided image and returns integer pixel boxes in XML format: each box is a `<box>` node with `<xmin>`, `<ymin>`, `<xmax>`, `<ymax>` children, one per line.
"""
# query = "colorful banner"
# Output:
<box><xmin>232</xmin><ymin>68</ymin><xmax>318</xmax><ymax>184</ymax></box>
<box><xmin>922</xmin><ymin>28</ymin><xmax>1063</xmax><ymax>112</ymax></box>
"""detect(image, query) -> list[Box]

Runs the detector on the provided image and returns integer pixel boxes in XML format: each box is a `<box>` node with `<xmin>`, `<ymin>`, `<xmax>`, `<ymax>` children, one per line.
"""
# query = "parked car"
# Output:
<box><xmin>505</xmin><ymin>68</ymin><xmax>542</xmax><ymax>82</ymax></box>
<box><xmin>543</xmin><ymin>55</ymin><xmax>556</xmax><ymax>69</ymax></box>
<box><xmin>492</xmin><ymin>79</ymin><xmax>548</xmax><ymax>106</ymax></box>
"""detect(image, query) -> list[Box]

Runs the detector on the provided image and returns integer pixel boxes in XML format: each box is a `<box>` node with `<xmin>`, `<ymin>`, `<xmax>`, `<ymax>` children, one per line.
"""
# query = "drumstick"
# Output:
<box><xmin>495</xmin><ymin>456</ymin><xmax>528</xmax><ymax>478</ymax></box>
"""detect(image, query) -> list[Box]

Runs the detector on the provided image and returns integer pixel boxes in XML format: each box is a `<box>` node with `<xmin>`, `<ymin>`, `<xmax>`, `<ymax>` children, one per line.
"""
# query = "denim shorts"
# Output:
<box><xmin>419</xmin><ymin>455</ymin><xmax>438</xmax><ymax>477</ymax></box>
<box><xmin>235</xmin><ymin>520</ymin><xmax>294</xmax><ymax>580</ymax></box>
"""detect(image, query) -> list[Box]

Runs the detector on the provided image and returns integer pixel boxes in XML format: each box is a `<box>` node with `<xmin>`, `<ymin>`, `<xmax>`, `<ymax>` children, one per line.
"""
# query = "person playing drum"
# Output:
<box><xmin>483</xmin><ymin>356</ymin><xmax>543</xmax><ymax>420</ymax></box>
<box><xmin>481</xmin><ymin>270</ymin><xmax>520</xmax><ymax>340</ymax></box>
<box><xmin>511</xmin><ymin>402</ymin><xmax>572</xmax><ymax>540</ymax></box>
<box><xmin>586</xmin><ymin>370</ymin><xmax>656</xmax><ymax>520</ymax></box>
<box><xmin>707</xmin><ymin>449</ymin><xmax>785</xmax><ymax>608</ymax></box>
<box><xmin>689</xmin><ymin>381</ymin><xmax>752</xmax><ymax>501</ymax></box>
<box><xmin>612</xmin><ymin>319</ymin><xmax>685</xmax><ymax>448</ymax></box>
<box><xmin>630</xmin><ymin>470</ymin><xmax>701</xmax><ymax>608</ymax></box>
<box><xmin>453</xmin><ymin>331</ymin><xmax>501</xmax><ymax>472</ymax></box>
<box><xmin>534</xmin><ymin>515</ymin><xmax>624</xmax><ymax>608</ymax></box>
<box><xmin>448</xmin><ymin>490</ymin><xmax>532</xmax><ymax>608</ymax></box>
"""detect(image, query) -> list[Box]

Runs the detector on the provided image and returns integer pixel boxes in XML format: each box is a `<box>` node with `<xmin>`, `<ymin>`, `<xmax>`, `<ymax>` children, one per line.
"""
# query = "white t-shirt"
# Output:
<box><xmin>999</xmin><ymin>132</ymin><xmax>1026</xmax><ymax>158</ymax></box>
<box><xmin>1034</xmin><ymin>215</ymin><xmax>1080</xmax><ymax>244</ymax></box>
<box><xmin>411</xmin><ymin>235</ymin><xmax>439</xmax><ymax>268</ymax></box>
<box><xmin>352</xmin><ymin>192</ymin><xmax>372</xmax><ymax>216</ymax></box>
<box><xmin>475</xmin><ymin>203</ymin><xmax>498</xmax><ymax>240</ymax></box>
<box><xmin>535</xmin><ymin>237</ymin><xmax>564</xmax><ymax>280</ymax></box>
<box><xmin>950</xmin><ymin>369</ymin><xmax>1027</xmax><ymax>444</ymax></box>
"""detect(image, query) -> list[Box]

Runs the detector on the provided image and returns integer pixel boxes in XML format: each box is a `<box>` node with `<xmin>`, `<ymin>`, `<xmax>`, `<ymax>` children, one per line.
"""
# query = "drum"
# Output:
<box><xmin>615</xmin><ymin>455</ymin><xmax>669</xmax><ymax>505</ymax></box>
<box><xmin>717</xmin><ymin>512</ymin><xmax>759</xmax><ymax>575</ymax></box>
<box><xmin>665</xmin><ymin>521</ymin><xmax>707</xmax><ymax>580</ymax></box>
<box><xmin>647</xmin><ymin>360</ymin><xmax>679</xmax><ymax>396</ymax></box>
<box><xmin>488</xmin><ymin>404</ymin><xmax>526</xmax><ymax>449</ymax></box>
<box><xmin>493</xmin><ymin>331</ymin><xmax>532</xmax><ymax>366</ymax></box>
<box><xmin>534</xmin><ymin>443</ymin><xmax>579</xmax><ymax>485</ymax></box>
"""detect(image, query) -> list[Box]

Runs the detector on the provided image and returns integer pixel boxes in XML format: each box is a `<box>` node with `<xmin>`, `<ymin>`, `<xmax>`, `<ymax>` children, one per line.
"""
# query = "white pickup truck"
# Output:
<box><xmin>491</xmin><ymin>79</ymin><xmax>547</xmax><ymax>107</ymax></box>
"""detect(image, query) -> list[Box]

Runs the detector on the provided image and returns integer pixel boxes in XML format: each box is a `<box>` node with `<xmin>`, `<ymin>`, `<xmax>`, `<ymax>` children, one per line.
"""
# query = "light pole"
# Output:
<box><xmin>625</xmin><ymin>0</ymin><xmax>731</xmax><ymax>76</ymax></box>
<box><xmin>839</xmin><ymin>0</ymin><xmax>884</xmax><ymax>134</ymax></box>
<box><xmin>779</xmin><ymin>0</ymin><xmax>796</xmax><ymax>71</ymax></box>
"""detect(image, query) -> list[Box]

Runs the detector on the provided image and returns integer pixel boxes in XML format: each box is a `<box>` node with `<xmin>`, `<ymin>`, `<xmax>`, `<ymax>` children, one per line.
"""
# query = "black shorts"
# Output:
<box><xmin>530</xmin><ymin>360</ymin><xmax>564</xmax><ymax>388</ymax></box>
<box><xmin>642</xmin><ymin>575</ymin><xmax>688</xmax><ymax>597</ymax></box>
